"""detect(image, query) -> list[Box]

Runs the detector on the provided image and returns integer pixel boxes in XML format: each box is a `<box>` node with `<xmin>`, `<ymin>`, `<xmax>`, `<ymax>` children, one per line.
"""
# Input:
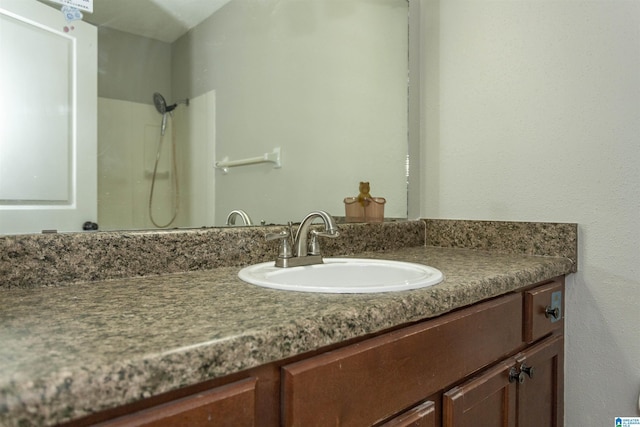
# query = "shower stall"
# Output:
<box><xmin>97</xmin><ymin>91</ymin><xmax>216</xmax><ymax>231</ymax></box>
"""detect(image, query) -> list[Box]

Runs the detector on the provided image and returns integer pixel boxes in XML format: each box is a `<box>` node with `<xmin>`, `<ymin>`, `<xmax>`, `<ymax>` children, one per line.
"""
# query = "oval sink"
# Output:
<box><xmin>238</xmin><ymin>258</ymin><xmax>444</xmax><ymax>293</ymax></box>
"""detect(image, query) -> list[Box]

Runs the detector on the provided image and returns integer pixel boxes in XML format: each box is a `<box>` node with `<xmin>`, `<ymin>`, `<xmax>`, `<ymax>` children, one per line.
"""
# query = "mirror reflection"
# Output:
<box><xmin>0</xmin><ymin>0</ymin><xmax>409</xmax><ymax>234</ymax></box>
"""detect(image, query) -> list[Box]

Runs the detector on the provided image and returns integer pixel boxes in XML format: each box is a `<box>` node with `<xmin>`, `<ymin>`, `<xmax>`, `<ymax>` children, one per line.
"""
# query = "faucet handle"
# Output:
<box><xmin>307</xmin><ymin>229</ymin><xmax>340</xmax><ymax>256</ymax></box>
<box><xmin>265</xmin><ymin>230</ymin><xmax>289</xmax><ymax>240</ymax></box>
<box><xmin>266</xmin><ymin>230</ymin><xmax>292</xmax><ymax>259</ymax></box>
<box><xmin>312</xmin><ymin>229</ymin><xmax>340</xmax><ymax>239</ymax></box>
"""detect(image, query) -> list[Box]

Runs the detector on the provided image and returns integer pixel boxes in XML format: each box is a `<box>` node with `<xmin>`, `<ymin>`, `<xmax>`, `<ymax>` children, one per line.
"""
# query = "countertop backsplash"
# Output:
<box><xmin>423</xmin><ymin>219</ymin><xmax>578</xmax><ymax>266</ymax></box>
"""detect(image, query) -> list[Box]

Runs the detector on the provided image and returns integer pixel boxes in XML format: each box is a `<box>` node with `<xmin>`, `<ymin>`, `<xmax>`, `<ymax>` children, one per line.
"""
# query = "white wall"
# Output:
<box><xmin>421</xmin><ymin>0</ymin><xmax>640</xmax><ymax>424</ymax></box>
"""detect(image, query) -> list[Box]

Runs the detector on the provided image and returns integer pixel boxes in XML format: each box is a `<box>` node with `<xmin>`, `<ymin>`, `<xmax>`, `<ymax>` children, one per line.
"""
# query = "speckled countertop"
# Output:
<box><xmin>0</xmin><ymin>244</ymin><xmax>574</xmax><ymax>426</ymax></box>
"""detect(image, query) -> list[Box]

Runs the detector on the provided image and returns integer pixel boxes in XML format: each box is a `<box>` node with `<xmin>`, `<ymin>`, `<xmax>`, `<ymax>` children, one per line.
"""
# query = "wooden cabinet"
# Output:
<box><xmin>64</xmin><ymin>277</ymin><xmax>565</xmax><ymax>427</ymax></box>
<box><xmin>282</xmin><ymin>278</ymin><xmax>564</xmax><ymax>427</ymax></box>
<box><xmin>442</xmin><ymin>335</ymin><xmax>563</xmax><ymax>427</ymax></box>
<box><xmin>516</xmin><ymin>334</ymin><xmax>564</xmax><ymax>427</ymax></box>
<box><xmin>381</xmin><ymin>401</ymin><xmax>437</xmax><ymax>427</ymax></box>
<box><xmin>281</xmin><ymin>294</ymin><xmax>522</xmax><ymax>426</ymax></box>
<box><xmin>442</xmin><ymin>359</ymin><xmax>517</xmax><ymax>427</ymax></box>
<box><xmin>443</xmin><ymin>278</ymin><xmax>565</xmax><ymax>427</ymax></box>
<box><xmin>524</xmin><ymin>280</ymin><xmax>564</xmax><ymax>343</ymax></box>
<box><xmin>94</xmin><ymin>377</ymin><xmax>258</xmax><ymax>427</ymax></box>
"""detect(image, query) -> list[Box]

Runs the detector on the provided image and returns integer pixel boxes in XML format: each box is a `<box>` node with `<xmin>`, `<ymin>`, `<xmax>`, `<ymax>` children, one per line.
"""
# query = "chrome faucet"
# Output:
<box><xmin>267</xmin><ymin>210</ymin><xmax>340</xmax><ymax>267</ymax></box>
<box><xmin>293</xmin><ymin>211</ymin><xmax>339</xmax><ymax>257</ymax></box>
<box><xmin>225</xmin><ymin>209</ymin><xmax>253</xmax><ymax>226</ymax></box>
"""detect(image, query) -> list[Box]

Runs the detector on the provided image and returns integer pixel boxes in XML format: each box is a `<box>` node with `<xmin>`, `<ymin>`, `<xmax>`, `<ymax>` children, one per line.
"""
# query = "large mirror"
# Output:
<box><xmin>0</xmin><ymin>0</ymin><xmax>409</xmax><ymax>234</ymax></box>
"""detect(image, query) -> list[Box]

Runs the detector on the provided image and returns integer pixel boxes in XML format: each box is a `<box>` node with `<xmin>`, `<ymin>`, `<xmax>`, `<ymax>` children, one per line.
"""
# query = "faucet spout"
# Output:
<box><xmin>293</xmin><ymin>210</ymin><xmax>339</xmax><ymax>258</ymax></box>
<box><xmin>225</xmin><ymin>209</ymin><xmax>253</xmax><ymax>226</ymax></box>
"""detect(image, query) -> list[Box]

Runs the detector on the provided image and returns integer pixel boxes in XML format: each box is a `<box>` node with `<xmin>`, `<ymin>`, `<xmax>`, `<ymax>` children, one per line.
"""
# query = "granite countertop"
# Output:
<box><xmin>0</xmin><ymin>246</ymin><xmax>574</xmax><ymax>426</ymax></box>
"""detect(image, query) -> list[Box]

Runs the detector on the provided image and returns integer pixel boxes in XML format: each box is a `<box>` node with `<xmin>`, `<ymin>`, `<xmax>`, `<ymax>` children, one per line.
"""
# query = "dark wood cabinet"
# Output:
<box><xmin>95</xmin><ymin>377</ymin><xmax>257</xmax><ymax>427</ymax></box>
<box><xmin>516</xmin><ymin>334</ymin><xmax>564</xmax><ymax>427</ymax></box>
<box><xmin>281</xmin><ymin>294</ymin><xmax>522</xmax><ymax>427</ymax></box>
<box><xmin>443</xmin><ymin>278</ymin><xmax>565</xmax><ymax>427</ymax></box>
<box><xmin>524</xmin><ymin>280</ymin><xmax>564</xmax><ymax>343</ymax></box>
<box><xmin>381</xmin><ymin>401</ymin><xmax>437</xmax><ymax>427</ymax></box>
<box><xmin>442</xmin><ymin>359</ymin><xmax>517</xmax><ymax>427</ymax></box>
<box><xmin>443</xmin><ymin>334</ymin><xmax>563</xmax><ymax>427</ymax></box>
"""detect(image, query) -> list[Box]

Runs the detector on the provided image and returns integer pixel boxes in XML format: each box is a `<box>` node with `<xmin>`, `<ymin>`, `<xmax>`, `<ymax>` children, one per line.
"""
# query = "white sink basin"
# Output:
<box><xmin>238</xmin><ymin>258</ymin><xmax>444</xmax><ymax>293</ymax></box>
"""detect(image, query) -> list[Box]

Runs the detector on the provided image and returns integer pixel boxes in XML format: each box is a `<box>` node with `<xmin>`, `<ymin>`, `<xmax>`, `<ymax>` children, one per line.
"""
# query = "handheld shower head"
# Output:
<box><xmin>153</xmin><ymin>92</ymin><xmax>188</xmax><ymax>113</ymax></box>
<box><xmin>153</xmin><ymin>92</ymin><xmax>189</xmax><ymax>135</ymax></box>
<box><xmin>153</xmin><ymin>92</ymin><xmax>168</xmax><ymax>114</ymax></box>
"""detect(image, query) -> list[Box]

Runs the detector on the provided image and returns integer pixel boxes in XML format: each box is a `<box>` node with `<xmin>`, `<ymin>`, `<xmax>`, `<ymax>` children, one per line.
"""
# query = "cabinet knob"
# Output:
<box><xmin>545</xmin><ymin>306</ymin><xmax>560</xmax><ymax>320</ymax></box>
<box><xmin>509</xmin><ymin>367</ymin><xmax>525</xmax><ymax>384</ymax></box>
<box><xmin>520</xmin><ymin>363</ymin><xmax>535</xmax><ymax>379</ymax></box>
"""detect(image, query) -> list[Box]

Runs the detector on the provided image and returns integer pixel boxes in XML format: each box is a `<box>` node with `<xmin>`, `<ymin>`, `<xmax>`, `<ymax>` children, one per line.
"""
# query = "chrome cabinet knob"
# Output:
<box><xmin>520</xmin><ymin>363</ymin><xmax>535</xmax><ymax>379</ymax></box>
<box><xmin>509</xmin><ymin>367</ymin><xmax>525</xmax><ymax>384</ymax></box>
<box><xmin>545</xmin><ymin>306</ymin><xmax>560</xmax><ymax>320</ymax></box>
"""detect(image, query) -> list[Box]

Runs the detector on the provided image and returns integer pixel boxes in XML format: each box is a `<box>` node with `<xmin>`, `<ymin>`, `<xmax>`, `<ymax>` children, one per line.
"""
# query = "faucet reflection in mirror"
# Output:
<box><xmin>267</xmin><ymin>211</ymin><xmax>340</xmax><ymax>268</ymax></box>
<box><xmin>225</xmin><ymin>209</ymin><xmax>253</xmax><ymax>226</ymax></box>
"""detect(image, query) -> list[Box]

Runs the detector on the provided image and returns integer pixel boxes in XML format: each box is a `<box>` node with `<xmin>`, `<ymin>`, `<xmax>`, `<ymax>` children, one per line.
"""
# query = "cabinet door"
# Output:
<box><xmin>443</xmin><ymin>360</ymin><xmax>517</xmax><ymax>427</ymax></box>
<box><xmin>516</xmin><ymin>335</ymin><xmax>564</xmax><ymax>427</ymax></box>
<box><xmin>96</xmin><ymin>377</ymin><xmax>257</xmax><ymax>427</ymax></box>
<box><xmin>443</xmin><ymin>334</ymin><xmax>564</xmax><ymax>427</ymax></box>
<box><xmin>381</xmin><ymin>400</ymin><xmax>436</xmax><ymax>427</ymax></box>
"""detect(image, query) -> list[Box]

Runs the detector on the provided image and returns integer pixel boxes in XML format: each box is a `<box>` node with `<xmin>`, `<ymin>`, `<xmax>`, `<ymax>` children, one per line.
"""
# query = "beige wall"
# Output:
<box><xmin>97</xmin><ymin>1</ymin><xmax>409</xmax><ymax>228</ymax></box>
<box><xmin>421</xmin><ymin>0</ymin><xmax>640</xmax><ymax>424</ymax></box>
<box><xmin>97</xmin><ymin>27</ymin><xmax>172</xmax><ymax>104</ymax></box>
<box><xmin>172</xmin><ymin>0</ymin><xmax>409</xmax><ymax>224</ymax></box>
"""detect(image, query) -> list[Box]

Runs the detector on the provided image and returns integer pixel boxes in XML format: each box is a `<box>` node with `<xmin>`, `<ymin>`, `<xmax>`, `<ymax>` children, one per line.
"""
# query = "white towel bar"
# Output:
<box><xmin>215</xmin><ymin>147</ymin><xmax>281</xmax><ymax>173</ymax></box>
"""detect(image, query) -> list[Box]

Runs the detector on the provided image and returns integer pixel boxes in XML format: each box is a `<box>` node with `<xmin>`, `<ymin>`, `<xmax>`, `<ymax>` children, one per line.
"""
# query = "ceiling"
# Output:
<box><xmin>39</xmin><ymin>0</ymin><xmax>232</xmax><ymax>42</ymax></box>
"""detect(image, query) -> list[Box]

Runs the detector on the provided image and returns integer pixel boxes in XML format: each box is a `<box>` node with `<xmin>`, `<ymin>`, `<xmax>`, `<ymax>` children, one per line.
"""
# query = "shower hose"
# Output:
<box><xmin>148</xmin><ymin>112</ymin><xmax>179</xmax><ymax>228</ymax></box>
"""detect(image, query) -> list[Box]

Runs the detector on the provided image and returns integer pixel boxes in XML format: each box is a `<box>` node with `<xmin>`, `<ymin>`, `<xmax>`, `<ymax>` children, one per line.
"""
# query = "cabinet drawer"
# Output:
<box><xmin>96</xmin><ymin>377</ymin><xmax>257</xmax><ymax>427</ymax></box>
<box><xmin>524</xmin><ymin>279</ymin><xmax>564</xmax><ymax>343</ymax></box>
<box><xmin>282</xmin><ymin>293</ymin><xmax>523</xmax><ymax>427</ymax></box>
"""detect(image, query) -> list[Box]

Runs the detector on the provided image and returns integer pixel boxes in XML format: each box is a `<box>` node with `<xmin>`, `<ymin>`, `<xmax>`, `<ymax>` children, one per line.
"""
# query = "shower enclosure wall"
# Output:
<box><xmin>97</xmin><ymin>91</ymin><xmax>216</xmax><ymax>230</ymax></box>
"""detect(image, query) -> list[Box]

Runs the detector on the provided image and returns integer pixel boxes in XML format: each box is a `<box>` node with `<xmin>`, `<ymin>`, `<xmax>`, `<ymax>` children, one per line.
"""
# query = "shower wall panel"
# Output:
<box><xmin>97</xmin><ymin>93</ymin><xmax>215</xmax><ymax>231</ymax></box>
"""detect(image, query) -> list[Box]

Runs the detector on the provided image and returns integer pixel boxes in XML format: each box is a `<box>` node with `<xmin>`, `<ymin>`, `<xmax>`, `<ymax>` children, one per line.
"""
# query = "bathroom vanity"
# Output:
<box><xmin>0</xmin><ymin>220</ymin><xmax>576</xmax><ymax>426</ymax></box>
